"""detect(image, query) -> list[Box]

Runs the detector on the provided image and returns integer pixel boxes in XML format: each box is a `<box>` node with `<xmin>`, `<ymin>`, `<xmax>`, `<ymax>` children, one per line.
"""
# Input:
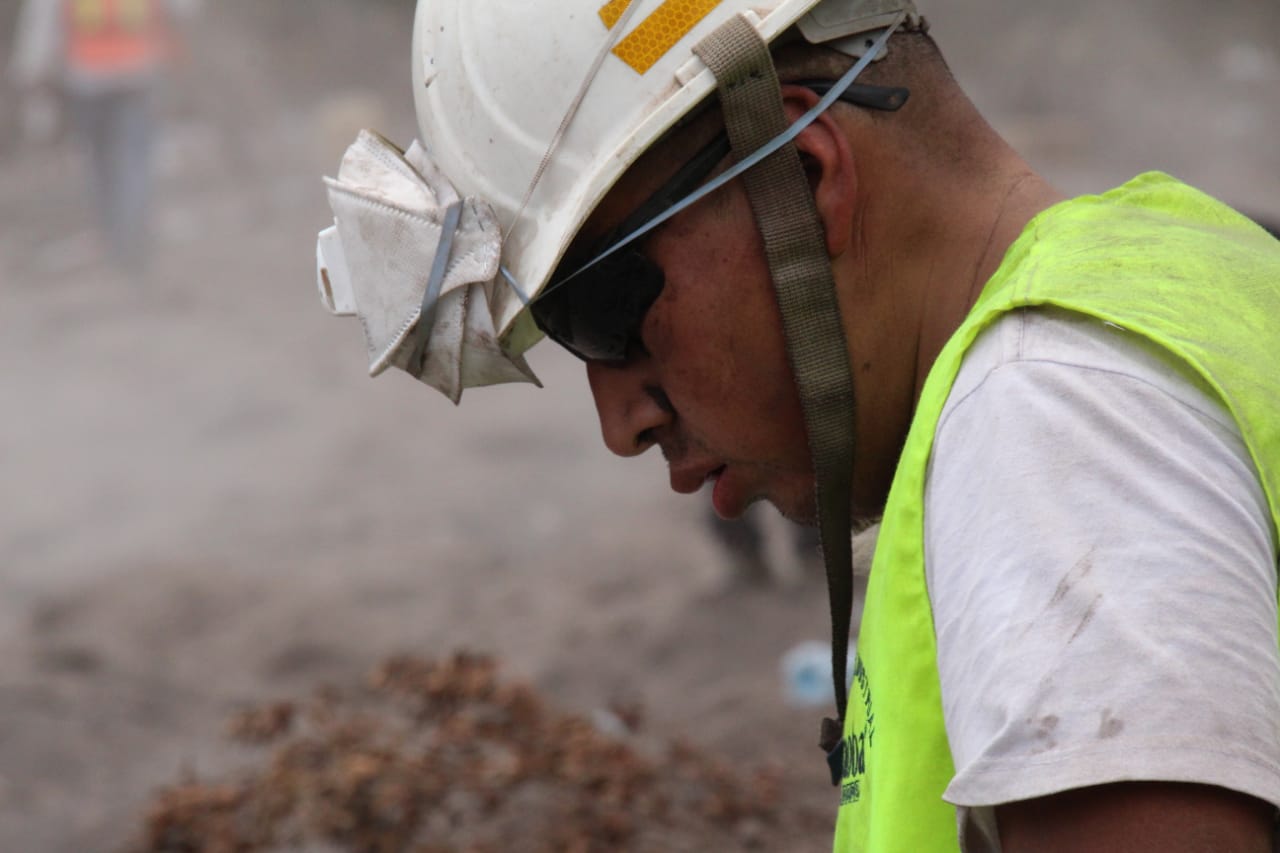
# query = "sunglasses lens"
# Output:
<box><xmin>532</xmin><ymin>250</ymin><xmax>664</xmax><ymax>362</ymax></box>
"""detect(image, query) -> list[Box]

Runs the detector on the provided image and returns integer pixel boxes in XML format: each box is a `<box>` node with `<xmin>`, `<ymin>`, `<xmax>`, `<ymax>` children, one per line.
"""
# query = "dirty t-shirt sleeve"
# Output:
<box><xmin>923</xmin><ymin>307</ymin><xmax>1280</xmax><ymax>852</ymax></box>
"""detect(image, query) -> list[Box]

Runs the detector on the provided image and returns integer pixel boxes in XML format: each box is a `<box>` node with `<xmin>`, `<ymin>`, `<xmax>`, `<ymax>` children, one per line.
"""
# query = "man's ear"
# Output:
<box><xmin>780</xmin><ymin>85</ymin><xmax>858</xmax><ymax>259</ymax></box>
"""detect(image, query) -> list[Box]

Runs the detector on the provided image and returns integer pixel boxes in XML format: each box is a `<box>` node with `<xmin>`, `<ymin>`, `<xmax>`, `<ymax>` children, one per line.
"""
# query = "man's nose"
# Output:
<box><xmin>586</xmin><ymin>358</ymin><xmax>673</xmax><ymax>457</ymax></box>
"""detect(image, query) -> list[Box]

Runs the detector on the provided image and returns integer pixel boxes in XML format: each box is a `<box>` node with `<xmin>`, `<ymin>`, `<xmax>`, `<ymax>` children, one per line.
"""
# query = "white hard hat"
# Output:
<box><xmin>412</xmin><ymin>0</ymin><xmax>913</xmax><ymax>358</ymax></box>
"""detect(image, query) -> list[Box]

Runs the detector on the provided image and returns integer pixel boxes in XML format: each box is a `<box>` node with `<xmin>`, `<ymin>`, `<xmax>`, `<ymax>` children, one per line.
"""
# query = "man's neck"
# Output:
<box><xmin>908</xmin><ymin>163</ymin><xmax>1065</xmax><ymax>401</ymax></box>
<box><xmin>826</xmin><ymin>144</ymin><xmax>1064</xmax><ymax>512</ymax></box>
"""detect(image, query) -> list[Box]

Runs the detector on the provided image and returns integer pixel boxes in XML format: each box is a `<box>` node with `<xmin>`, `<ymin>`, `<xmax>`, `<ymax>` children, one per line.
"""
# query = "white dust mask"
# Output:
<box><xmin>316</xmin><ymin>130</ymin><xmax>539</xmax><ymax>403</ymax></box>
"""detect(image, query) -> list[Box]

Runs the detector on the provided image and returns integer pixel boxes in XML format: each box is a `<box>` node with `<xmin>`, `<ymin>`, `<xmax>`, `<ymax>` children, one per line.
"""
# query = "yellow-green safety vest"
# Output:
<box><xmin>833</xmin><ymin>172</ymin><xmax>1280</xmax><ymax>851</ymax></box>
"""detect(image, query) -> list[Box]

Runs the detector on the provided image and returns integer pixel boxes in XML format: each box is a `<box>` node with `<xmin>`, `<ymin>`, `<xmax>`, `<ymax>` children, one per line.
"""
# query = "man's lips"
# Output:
<box><xmin>670</xmin><ymin>462</ymin><xmax>747</xmax><ymax>519</ymax></box>
<box><xmin>669</xmin><ymin>463</ymin><xmax>725</xmax><ymax>495</ymax></box>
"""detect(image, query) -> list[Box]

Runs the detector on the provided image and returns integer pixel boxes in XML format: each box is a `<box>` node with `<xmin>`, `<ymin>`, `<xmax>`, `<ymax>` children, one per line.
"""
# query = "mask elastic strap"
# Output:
<box><xmin>505</xmin><ymin>0</ymin><xmax>645</xmax><ymax>243</ymax></box>
<box><xmin>406</xmin><ymin>200</ymin><xmax>464</xmax><ymax>375</ymax></box>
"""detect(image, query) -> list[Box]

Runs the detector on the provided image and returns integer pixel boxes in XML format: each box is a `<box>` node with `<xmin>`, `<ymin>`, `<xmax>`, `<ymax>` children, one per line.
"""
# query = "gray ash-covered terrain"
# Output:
<box><xmin>0</xmin><ymin>1</ymin><xmax>1276</xmax><ymax>850</ymax></box>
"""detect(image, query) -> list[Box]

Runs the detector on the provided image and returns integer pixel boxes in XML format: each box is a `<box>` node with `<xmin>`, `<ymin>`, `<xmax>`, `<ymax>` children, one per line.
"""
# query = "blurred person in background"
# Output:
<box><xmin>703</xmin><ymin>499</ymin><xmax>823</xmax><ymax>586</ymax></box>
<box><xmin>8</xmin><ymin>0</ymin><xmax>197</xmax><ymax>272</ymax></box>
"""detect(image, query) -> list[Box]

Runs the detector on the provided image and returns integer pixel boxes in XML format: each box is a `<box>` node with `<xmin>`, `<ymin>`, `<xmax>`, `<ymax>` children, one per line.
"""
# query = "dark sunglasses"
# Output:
<box><xmin>531</xmin><ymin>80</ymin><xmax>909</xmax><ymax>363</ymax></box>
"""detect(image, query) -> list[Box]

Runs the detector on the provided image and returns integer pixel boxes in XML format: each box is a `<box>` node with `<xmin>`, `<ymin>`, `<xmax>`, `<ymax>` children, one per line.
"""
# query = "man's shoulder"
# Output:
<box><xmin>945</xmin><ymin>306</ymin><xmax>1228</xmax><ymax>432</ymax></box>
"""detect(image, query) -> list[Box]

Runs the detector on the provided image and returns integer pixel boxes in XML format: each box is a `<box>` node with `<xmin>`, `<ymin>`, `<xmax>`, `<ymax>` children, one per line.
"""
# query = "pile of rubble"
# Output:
<box><xmin>130</xmin><ymin>652</ymin><xmax>828</xmax><ymax>852</ymax></box>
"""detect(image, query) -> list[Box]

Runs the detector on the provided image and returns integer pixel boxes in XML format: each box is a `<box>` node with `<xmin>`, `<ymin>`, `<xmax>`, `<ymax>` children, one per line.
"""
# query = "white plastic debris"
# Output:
<box><xmin>780</xmin><ymin>640</ymin><xmax>856</xmax><ymax>709</ymax></box>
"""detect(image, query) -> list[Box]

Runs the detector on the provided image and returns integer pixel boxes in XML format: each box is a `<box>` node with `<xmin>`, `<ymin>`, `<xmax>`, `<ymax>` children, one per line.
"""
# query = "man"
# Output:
<box><xmin>317</xmin><ymin>1</ymin><xmax>1280</xmax><ymax>849</ymax></box>
<box><xmin>8</xmin><ymin>0</ymin><xmax>191</xmax><ymax>270</ymax></box>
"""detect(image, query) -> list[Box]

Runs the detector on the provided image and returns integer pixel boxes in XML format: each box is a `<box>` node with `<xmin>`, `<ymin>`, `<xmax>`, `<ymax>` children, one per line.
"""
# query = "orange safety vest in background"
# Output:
<box><xmin>63</xmin><ymin>0</ymin><xmax>171</xmax><ymax>76</ymax></box>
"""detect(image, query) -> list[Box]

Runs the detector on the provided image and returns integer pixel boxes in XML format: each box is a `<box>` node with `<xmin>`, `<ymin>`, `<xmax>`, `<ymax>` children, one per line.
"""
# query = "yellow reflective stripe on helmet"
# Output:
<box><xmin>597</xmin><ymin>0</ymin><xmax>633</xmax><ymax>30</ymax></box>
<box><xmin>598</xmin><ymin>0</ymin><xmax>725</xmax><ymax>75</ymax></box>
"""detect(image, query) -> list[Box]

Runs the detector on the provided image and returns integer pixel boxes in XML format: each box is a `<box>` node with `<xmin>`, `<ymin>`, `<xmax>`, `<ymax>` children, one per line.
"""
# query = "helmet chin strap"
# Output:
<box><xmin>693</xmin><ymin>12</ymin><xmax>903</xmax><ymax>786</ymax></box>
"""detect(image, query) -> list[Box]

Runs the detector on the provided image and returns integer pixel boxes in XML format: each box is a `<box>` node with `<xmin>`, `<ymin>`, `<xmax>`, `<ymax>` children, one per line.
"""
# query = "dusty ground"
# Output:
<box><xmin>0</xmin><ymin>1</ymin><xmax>1276</xmax><ymax>850</ymax></box>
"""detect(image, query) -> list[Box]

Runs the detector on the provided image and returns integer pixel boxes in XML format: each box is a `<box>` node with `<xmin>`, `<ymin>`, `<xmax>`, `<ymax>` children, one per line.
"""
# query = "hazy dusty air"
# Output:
<box><xmin>0</xmin><ymin>0</ymin><xmax>1277</xmax><ymax>850</ymax></box>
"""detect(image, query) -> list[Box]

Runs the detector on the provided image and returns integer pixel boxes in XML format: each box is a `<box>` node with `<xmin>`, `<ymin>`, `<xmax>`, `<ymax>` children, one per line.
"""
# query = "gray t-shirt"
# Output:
<box><xmin>924</xmin><ymin>306</ymin><xmax>1280</xmax><ymax>851</ymax></box>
